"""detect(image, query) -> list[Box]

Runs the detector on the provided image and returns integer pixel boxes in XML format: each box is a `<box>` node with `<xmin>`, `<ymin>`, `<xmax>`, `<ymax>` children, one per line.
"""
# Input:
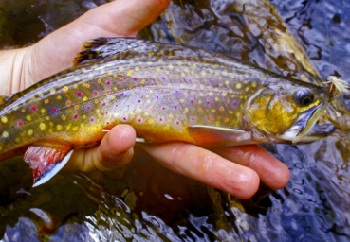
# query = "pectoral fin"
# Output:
<box><xmin>24</xmin><ymin>145</ymin><xmax>73</xmax><ymax>187</ymax></box>
<box><xmin>187</xmin><ymin>125</ymin><xmax>252</xmax><ymax>147</ymax></box>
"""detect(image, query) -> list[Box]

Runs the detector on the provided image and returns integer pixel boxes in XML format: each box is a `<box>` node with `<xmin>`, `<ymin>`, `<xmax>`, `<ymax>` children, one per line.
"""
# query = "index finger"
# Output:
<box><xmin>140</xmin><ymin>143</ymin><xmax>260</xmax><ymax>199</ymax></box>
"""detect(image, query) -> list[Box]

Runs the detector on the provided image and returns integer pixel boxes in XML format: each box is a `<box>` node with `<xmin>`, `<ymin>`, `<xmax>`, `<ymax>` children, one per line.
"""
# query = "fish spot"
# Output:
<box><xmin>50</xmin><ymin>106</ymin><xmax>60</xmax><ymax>115</ymax></box>
<box><xmin>89</xmin><ymin>116</ymin><xmax>96</xmax><ymax>124</ymax></box>
<box><xmin>75</xmin><ymin>91</ymin><xmax>83</xmax><ymax>98</ymax></box>
<box><xmin>84</xmin><ymin>103</ymin><xmax>93</xmax><ymax>112</ymax></box>
<box><xmin>72</xmin><ymin>114</ymin><xmax>79</xmax><ymax>120</ymax></box>
<box><xmin>39</xmin><ymin>123</ymin><xmax>46</xmax><ymax>130</ymax></box>
<box><xmin>1</xmin><ymin>116</ymin><xmax>8</xmax><ymax>123</ymax></box>
<box><xmin>231</xmin><ymin>99</ymin><xmax>239</xmax><ymax>108</ymax></box>
<box><xmin>15</xmin><ymin>120</ymin><xmax>24</xmax><ymax>129</ymax></box>
<box><xmin>105</xmin><ymin>79</ymin><xmax>112</xmax><ymax>86</ymax></box>
<box><xmin>2</xmin><ymin>130</ymin><xmax>9</xmax><ymax>138</ymax></box>
<box><xmin>30</xmin><ymin>105</ymin><xmax>38</xmax><ymax>112</ymax></box>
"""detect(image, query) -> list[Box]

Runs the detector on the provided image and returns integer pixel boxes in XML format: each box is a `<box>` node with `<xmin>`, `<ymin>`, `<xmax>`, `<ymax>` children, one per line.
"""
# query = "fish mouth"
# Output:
<box><xmin>281</xmin><ymin>102</ymin><xmax>335</xmax><ymax>143</ymax></box>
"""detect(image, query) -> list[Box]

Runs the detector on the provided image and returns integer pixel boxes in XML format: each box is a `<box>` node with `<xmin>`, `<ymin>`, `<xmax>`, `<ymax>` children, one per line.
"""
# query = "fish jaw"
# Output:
<box><xmin>283</xmin><ymin>100</ymin><xmax>335</xmax><ymax>144</ymax></box>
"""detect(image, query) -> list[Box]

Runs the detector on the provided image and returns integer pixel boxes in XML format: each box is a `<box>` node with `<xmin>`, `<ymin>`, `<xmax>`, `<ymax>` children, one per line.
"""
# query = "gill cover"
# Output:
<box><xmin>246</xmin><ymin>78</ymin><xmax>331</xmax><ymax>143</ymax></box>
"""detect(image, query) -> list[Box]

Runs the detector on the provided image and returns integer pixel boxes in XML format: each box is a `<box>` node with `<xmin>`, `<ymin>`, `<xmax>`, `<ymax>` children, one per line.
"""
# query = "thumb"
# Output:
<box><xmin>29</xmin><ymin>0</ymin><xmax>171</xmax><ymax>83</ymax></box>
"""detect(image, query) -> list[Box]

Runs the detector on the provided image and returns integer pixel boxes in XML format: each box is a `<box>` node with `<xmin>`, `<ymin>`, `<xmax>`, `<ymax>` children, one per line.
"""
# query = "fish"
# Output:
<box><xmin>0</xmin><ymin>38</ymin><xmax>335</xmax><ymax>187</ymax></box>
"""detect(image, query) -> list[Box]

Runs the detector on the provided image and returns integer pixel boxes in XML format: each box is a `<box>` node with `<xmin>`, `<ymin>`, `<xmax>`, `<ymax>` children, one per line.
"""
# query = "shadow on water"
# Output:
<box><xmin>0</xmin><ymin>0</ymin><xmax>350</xmax><ymax>241</ymax></box>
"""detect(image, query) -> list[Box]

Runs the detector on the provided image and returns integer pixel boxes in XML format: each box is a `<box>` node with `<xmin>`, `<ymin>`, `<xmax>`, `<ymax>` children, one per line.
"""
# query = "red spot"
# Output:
<box><xmin>159</xmin><ymin>117</ymin><xmax>163</xmax><ymax>122</ymax></box>
<box><xmin>86</xmin><ymin>106</ymin><xmax>91</xmax><ymax>111</ymax></box>
<box><xmin>138</xmin><ymin>100</ymin><xmax>141</xmax><ymax>103</ymax></box>
<box><xmin>207</xmin><ymin>101</ymin><xmax>211</xmax><ymax>105</ymax></box>
<box><xmin>233</xmin><ymin>101</ymin><xmax>237</xmax><ymax>106</ymax></box>
<box><xmin>134</xmin><ymin>77</ymin><xmax>138</xmax><ymax>81</ymax></box>
<box><xmin>207</xmin><ymin>117</ymin><xmax>211</xmax><ymax>121</ymax></box>
<box><xmin>115</xmin><ymin>104</ymin><xmax>119</xmax><ymax>108</ymax></box>
<box><xmin>101</xmin><ymin>102</ymin><xmax>106</xmax><ymax>107</ymax></box>
<box><xmin>121</xmin><ymin>92</ymin><xmax>125</xmax><ymax>96</ymax></box>
<box><xmin>123</xmin><ymin>117</ymin><xmax>127</xmax><ymax>121</ymax></box>
<box><xmin>90</xmin><ymin>117</ymin><xmax>95</xmax><ymax>123</ymax></box>
<box><xmin>105</xmin><ymin>80</ymin><xmax>111</xmax><ymax>85</ymax></box>
<box><xmin>137</xmin><ymin>118</ymin><xmax>142</xmax><ymax>123</ymax></box>
<box><xmin>119</xmin><ymin>78</ymin><xmax>123</xmax><ymax>82</ymax></box>
<box><xmin>93</xmin><ymin>91</ymin><xmax>99</xmax><ymax>96</ymax></box>
<box><xmin>73</xmin><ymin>114</ymin><xmax>79</xmax><ymax>120</ymax></box>
<box><xmin>30</xmin><ymin>105</ymin><xmax>37</xmax><ymax>112</ymax></box>
<box><xmin>75</xmin><ymin>91</ymin><xmax>83</xmax><ymax>97</ymax></box>
<box><xmin>162</xmin><ymin>107</ymin><xmax>166</xmax><ymax>111</ymax></box>
<box><xmin>175</xmin><ymin>121</ymin><xmax>180</xmax><ymax>125</ymax></box>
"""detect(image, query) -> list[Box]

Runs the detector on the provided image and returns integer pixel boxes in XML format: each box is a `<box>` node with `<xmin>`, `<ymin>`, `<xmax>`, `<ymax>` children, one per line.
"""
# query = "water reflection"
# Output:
<box><xmin>0</xmin><ymin>0</ymin><xmax>350</xmax><ymax>241</ymax></box>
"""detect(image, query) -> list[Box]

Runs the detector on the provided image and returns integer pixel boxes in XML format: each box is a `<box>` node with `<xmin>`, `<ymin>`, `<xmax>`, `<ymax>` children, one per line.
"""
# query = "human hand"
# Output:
<box><xmin>0</xmin><ymin>0</ymin><xmax>290</xmax><ymax>198</ymax></box>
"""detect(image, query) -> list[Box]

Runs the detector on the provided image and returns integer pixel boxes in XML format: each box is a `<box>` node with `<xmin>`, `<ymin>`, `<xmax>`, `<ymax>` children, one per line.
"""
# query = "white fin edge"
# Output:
<box><xmin>32</xmin><ymin>149</ymin><xmax>74</xmax><ymax>187</ymax></box>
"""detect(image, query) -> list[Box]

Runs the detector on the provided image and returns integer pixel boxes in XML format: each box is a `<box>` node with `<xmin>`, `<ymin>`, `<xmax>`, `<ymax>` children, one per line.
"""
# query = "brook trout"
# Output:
<box><xmin>0</xmin><ymin>38</ymin><xmax>335</xmax><ymax>186</ymax></box>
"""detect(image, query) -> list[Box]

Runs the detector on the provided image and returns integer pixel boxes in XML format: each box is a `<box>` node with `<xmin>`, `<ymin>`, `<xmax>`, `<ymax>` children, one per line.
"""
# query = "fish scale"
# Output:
<box><xmin>0</xmin><ymin>38</ymin><xmax>334</xmax><ymax>186</ymax></box>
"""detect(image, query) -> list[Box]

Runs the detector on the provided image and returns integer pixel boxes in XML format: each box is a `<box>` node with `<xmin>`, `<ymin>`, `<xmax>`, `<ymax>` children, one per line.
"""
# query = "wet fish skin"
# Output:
<box><xmin>0</xmin><ymin>38</ymin><xmax>332</xmax><ymax>185</ymax></box>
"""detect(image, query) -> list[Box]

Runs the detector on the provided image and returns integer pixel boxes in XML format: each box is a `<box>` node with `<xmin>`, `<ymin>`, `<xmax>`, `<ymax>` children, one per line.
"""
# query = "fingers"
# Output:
<box><xmin>29</xmin><ymin>0</ymin><xmax>171</xmax><ymax>83</ymax></box>
<box><xmin>212</xmin><ymin>145</ymin><xmax>290</xmax><ymax>190</ymax></box>
<box><xmin>67</xmin><ymin>125</ymin><xmax>136</xmax><ymax>172</ymax></box>
<box><xmin>140</xmin><ymin>143</ymin><xmax>260</xmax><ymax>199</ymax></box>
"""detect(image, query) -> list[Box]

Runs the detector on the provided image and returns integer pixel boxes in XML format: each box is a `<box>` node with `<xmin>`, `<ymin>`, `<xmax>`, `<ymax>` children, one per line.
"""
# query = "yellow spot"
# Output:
<box><xmin>127</xmin><ymin>70</ymin><xmax>133</xmax><ymax>76</ymax></box>
<box><xmin>236</xmin><ymin>83</ymin><xmax>242</xmax><ymax>89</ymax></box>
<box><xmin>95</xmin><ymin>99</ymin><xmax>99</xmax><ymax>104</ymax></box>
<box><xmin>135</xmin><ymin>66</ymin><xmax>140</xmax><ymax>71</ymax></box>
<box><xmin>224</xmin><ymin>117</ymin><xmax>230</xmax><ymax>123</ymax></box>
<box><xmin>49</xmin><ymin>122</ymin><xmax>54</xmax><ymax>127</ymax></box>
<box><xmin>50</xmin><ymin>89</ymin><xmax>56</xmax><ymax>94</ymax></box>
<box><xmin>84</xmin><ymin>83</ymin><xmax>91</xmax><ymax>88</ymax></box>
<box><xmin>169</xmin><ymin>113</ymin><xmax>174</xmax><ymax>118</ymax></box>
<box><xmin>245</xmin><ymin>86</ymin><xmax>250</xmax><ymax>92</ymax></box>
<box><xmin>1</xmin><ymin>116</ymin><xmax>8</xmax><ymax>123</ymax></box>
<box><xmin>57</xmin><ymin>125</ymin><xmax>62</xmax><ymax>130</ymax></box>
<box><xmin>41</xmin><ymin>109</ymin><xmax>46</xmax><ymax>114</ymax></box>
<box><xmin>252</xmin><ymin>81</ymin><xmax>257</xmax><ymax>88</ymax></box>
<box><xmin>156</xmin><ymin>67</ymin><xmax>161</xmax><ymax>72</ymax></box>
<box><xmin>83</xmin><ymin>96</ymin><xmax>88</xmax><ymax>101</ymax></box>
<box><xmin>28</xmin><ymin>129</ymin><xmax>33</xmax><ymax>136</ymax></box>
<box><xmin>45</xmin><ymin>99</ymin><xmax>49</xmax><ymax>104</ymax></box>
<box><xmin>119</xmin><ymin>66</ymin><xmax>124</xmax><ymax>71</ymax></box>
<box><xmin>168</xmin><ymin>64</ymin><xmax>174</xmax><ymax>70</ymax></box>
<box><xmin>62</xmin><ymin>115</ymin><xmax>66</xmax><ymax>121</ymax></box>
<box><xmin>200</xmin><ymin>85</ymin><xmax>205</xmax><ymax>90</ymax></box>
<box><xmin>15</xmin><ymin>138</ymin><xmax>20</xmax><ymax>143</ymax></box>
<box><xmin>26</xmin><ymin>115</ymin><xmax>32</xmax><ymax>121</ymax></box>
<box><xmin>63</xmin><ymin>86</ymin><xmax>68</xmax><ymax>92</ymax></box>
<box><xmin>129</xmin><ymin>84</ymin><xmax>134</xmax><ymax>88</ymax></box>
<box><xmin>98</xmin><ymin>78</ymin><xmax>102</xmax><ymax>83</ymax></box>
<box><xmin>39</xmin><ymin>123</ymin><xmax>46</xmax><ymax>130</ymax></box>
<box><xmin>200</xmin><ymin>70</ymin><xmax>206</xmax><ymax>76</ymax></box>
<box><xmin>66</xmin><ymin>124</ymin><xmax>71</xmax><ymax>130</ymax></box>
<box><xmin>148</xmin><ymin>119</ymin><xmax>154</xmax><ymax>125</ymax></box>
<box><xmin>73</xmin><ymin>84</ymin><xmax>78</xmax><ymax>89</ymax></box>
<box><xmin>2</xmin><ymin>131</ymin><xmax>9</xmax><ymax>138</ymax></box>
<box><xmin>220</xmin><ymin>107</ymin><xmax>225</xmax><ymax>112</ymax></box>
<box><xmin>73</xmin><ymin>127</ymin><xmax>79</xmax><ymax>131</ymax></box>
<box><xmin>56</xmin><ymin>95</ymin><xmax>62</xmax><ymax>100</ymax></box>
<box><xmin>108</xmin><ymin>71</ymin><xmax>113</xmax><ymax>75</ymax></box>
<box><xmin>45</xmin><ymin>116</ymin><xmax>50</xmax><ymax>121</ymax></box>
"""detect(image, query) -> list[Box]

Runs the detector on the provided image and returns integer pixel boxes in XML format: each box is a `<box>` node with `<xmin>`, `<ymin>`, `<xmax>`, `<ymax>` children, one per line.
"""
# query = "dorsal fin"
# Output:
<box><xmin>73</xmin><ymin>37</ymin><xmax>227</xmax><ymax>66</ymax></box>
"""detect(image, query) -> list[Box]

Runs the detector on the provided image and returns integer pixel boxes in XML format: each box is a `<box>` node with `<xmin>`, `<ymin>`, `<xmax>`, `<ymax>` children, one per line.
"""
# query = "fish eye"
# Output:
<box><xmin>294</xmin><ymin>88</ymin><xmax>315</xmax><ymax>106</ymax></box>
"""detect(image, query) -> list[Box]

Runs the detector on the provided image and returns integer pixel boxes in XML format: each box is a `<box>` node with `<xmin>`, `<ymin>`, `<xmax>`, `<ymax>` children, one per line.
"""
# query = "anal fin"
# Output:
<box><xmin>24</xmin><ymin>145</ymin><xmax>73</xmax><ymax>187</ymax></box>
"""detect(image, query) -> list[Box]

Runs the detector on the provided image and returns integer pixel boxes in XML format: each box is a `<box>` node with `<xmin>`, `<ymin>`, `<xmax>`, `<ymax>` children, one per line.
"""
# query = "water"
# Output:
<box><xmin>0</xmin><ymin>0</ymin><xmax>349</xmax><ymax>241</ymax></box>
